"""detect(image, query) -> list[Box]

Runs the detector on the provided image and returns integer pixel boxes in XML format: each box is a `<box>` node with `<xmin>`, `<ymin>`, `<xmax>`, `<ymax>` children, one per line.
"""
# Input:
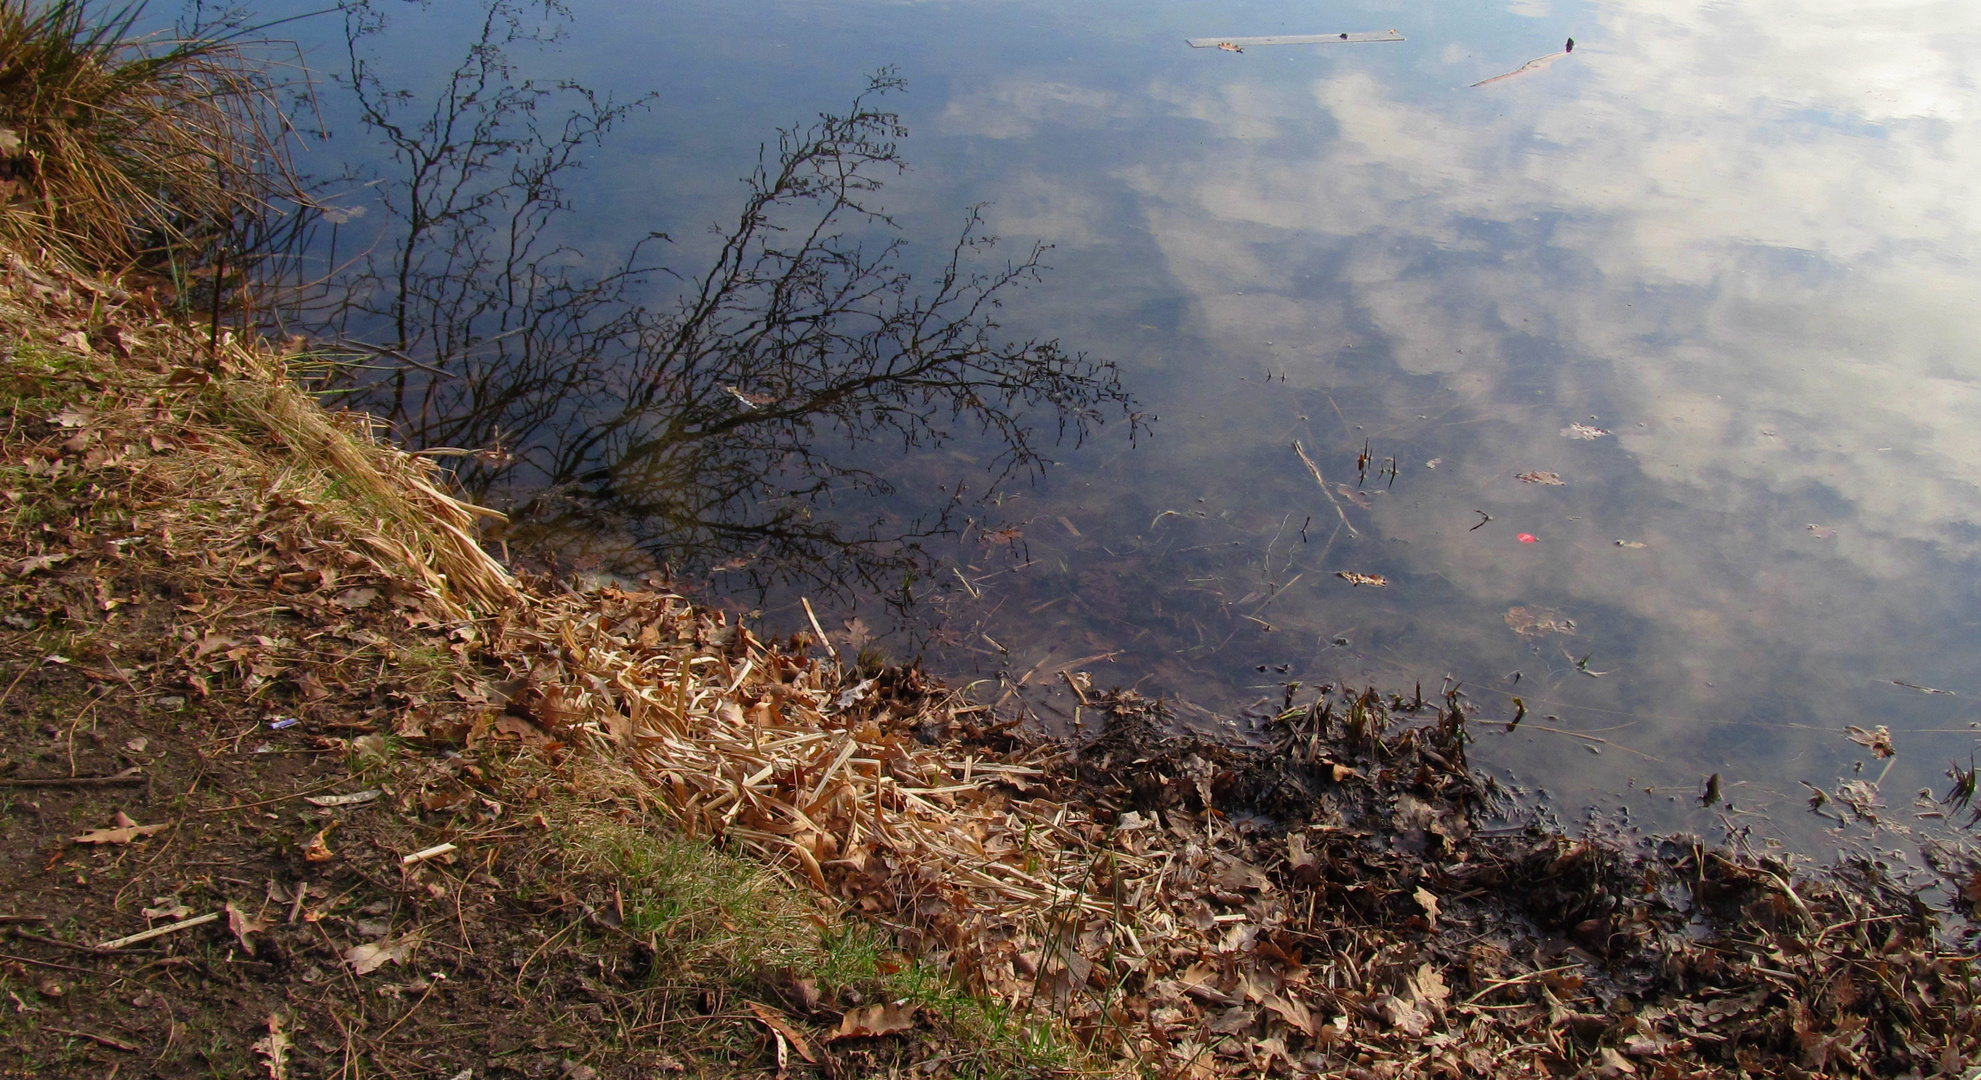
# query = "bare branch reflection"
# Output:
<box><xmin>315</xmin><ymin>3</ymin><xmax>1138</xmax><ymax>595</ymax></box>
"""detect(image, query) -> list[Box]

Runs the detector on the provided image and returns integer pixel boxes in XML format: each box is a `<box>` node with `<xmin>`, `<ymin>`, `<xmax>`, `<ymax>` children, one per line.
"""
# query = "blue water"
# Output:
<box><xmin>267</xmin><ymin>0</ymin><xmax>1981</xmax><ymax>848</ymax></box>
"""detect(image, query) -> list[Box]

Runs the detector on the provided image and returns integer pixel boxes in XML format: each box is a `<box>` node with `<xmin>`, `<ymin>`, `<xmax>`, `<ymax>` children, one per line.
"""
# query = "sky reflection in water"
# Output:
<box><xmin>303</xmin><ymin>0</ymin><xmax>1981</xmax><ymax>845</ymax></box>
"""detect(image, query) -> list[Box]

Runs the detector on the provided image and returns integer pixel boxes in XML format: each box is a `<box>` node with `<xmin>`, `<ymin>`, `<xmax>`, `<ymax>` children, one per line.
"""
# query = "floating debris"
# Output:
<box><xmin>1293</xmin><ymin>440</ymin><xmax>1360</xmax><ymax>537</ymax></box>
<box><xmin>1893</xmin><ymin>680</ymin><xmax>1954</xmax><ymax>696</ymax></box>
<box><xmin>1473</xmin><ymin>44</ymin><xmax>1574</xmax><ymax>87</ymax></box>
<box><xmin>1505</xmin><ymin>605</ymin><xmax>1575</xmax><ymax>636</ymax></box>
<box><xmin>1807</xmin><ymin>523</ymin><xmax>1838</xmax><ymax>539</ymax></box>
<box><xmin>1335</xmin><ymin>571</ymin><xmax>1388</xmax><ymax>587</ymax></box>
<box><xmin>1845</xmin><ymin>724</ymin><xmax>1897</xmax><ymax>759</ymax></box>
<box><xmin>1517</xmin><ymin>470</ymin><xmax>1565</xmax><ymax>486</ymax></box>
<box><xmin>1614</xmin><ymin>539</ymin><xmax>1646</xmax><ymax>548</ymax></box>
<box><xmin>1186</xmin><ymin>30</ymin><xmax>1406</xmax><ymax>48</ymax></box>
<box><xmin>1561</xmin><ymin>423</ymin><xmax>1610</xmax><ymax>440</ymax></box>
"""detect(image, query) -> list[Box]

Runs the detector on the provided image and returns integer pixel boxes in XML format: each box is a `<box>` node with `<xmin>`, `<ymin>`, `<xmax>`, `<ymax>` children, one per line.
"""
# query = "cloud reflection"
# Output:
<box><xmin>931</xmin><ymin>0</ymin><xmax>1981</xmax><ymax>833</ymax></box>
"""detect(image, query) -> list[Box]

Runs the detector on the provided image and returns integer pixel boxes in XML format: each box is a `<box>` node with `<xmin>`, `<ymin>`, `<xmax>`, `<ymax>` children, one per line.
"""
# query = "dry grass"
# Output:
<box><xmin>0</xmin><ymin>250</ymin><xmax>518</xmax><ymax>618</ymax></box>
<box><xmin>0</xmin><ymin>0</ymin><xmax>291</xmax><ymax>272</ymax></box>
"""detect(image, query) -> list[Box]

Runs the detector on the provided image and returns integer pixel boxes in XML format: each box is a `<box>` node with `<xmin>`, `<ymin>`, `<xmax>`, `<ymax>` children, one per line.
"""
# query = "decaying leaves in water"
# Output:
<box><xmin>831</xmin><ymin>1001</ymin><xmax>916</xmax><ymax>1040</ymax></box>
<box><xmin>378</xmin><ymin>581</ymin><xmax>1981</xmax><ymax>1079</ymax></box>
<box><xmin>1835</xmin><ymin>779</ymin><xmax>1885</xmax><ymax>824</ymax></box>
<box><xmin>1845</xmin><ymin>724</ymin><xmax>1896</xmax><ymax>759</ymax></box>
<box><xmin>71</xmin><ymin>811</ymin><xmax>168</xmax><ymax>844</ymax></box>
<box><xmin>1517</xmin><ymin>470</ymin><xmax>1565</xmax><ymax>485</ymax></box>
<box><xmin>1561</xmin><ymin>423</ymin><xmax>1610</xmax><ymax>440</ymax></box>
<box><xmin>1504</xmin><ymin>605</ymin><xmax>1575</xmax><ymax>636</ymax></box>
<box><xmin>1335</xmin><ymin>571</ymin><xmax>1387</xmax><ymax>587</ymax></box>
<box><xmin>1216</xmin><ymin>41</ymin><xmax>1243</xmax><ymax>52</ymax></box>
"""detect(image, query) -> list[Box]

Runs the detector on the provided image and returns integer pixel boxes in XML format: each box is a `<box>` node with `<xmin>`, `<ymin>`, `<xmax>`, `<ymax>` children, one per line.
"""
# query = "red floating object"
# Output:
<box><xmin>1517</xmin><ymin>533</ymin><xmax>1537</xmax><ymax>543</ymax></box>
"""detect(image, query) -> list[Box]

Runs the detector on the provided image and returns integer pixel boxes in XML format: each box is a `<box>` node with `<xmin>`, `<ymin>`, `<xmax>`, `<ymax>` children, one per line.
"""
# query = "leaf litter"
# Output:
<box><xmin>482</xmin><ymin>584</ymin><xmax>1981</xmax><ymax>1076</ymax></box>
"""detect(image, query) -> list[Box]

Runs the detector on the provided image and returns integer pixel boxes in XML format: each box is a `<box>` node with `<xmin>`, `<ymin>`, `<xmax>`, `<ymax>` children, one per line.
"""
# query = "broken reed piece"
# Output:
<box><xmin>400</xmin><ymin>842</ymin><xmax>457</xmax><ymax>866</ymax></box>
<box><xmin>45</xmin><ymin>1027</ymin><xmax>139</xmax><ymax>1052</ymax></box>
<box><xmin>97</xmin><ymin>911</ymin><xmax>220</xmax><ymax>950</ymax></box>
<box><xmin>2</xmin><ymin>768</ymin><xmax>144</xmax><ymax>787</ymax></box>
<box><xmin>799</xmin><ymin>596</ymin><xmax>836</xmax><ymax>668</ymax></box>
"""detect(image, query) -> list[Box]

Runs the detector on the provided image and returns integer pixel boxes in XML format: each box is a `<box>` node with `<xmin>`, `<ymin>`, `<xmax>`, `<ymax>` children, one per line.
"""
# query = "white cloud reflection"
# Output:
<box><xmin>935</xmin><ymin>0</ymin><xmax>1981</xmax><ymax>824</ymax></box>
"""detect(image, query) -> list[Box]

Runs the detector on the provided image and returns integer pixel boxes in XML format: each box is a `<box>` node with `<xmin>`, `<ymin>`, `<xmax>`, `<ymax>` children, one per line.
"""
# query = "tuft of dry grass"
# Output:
<box><xmin>0</xmin><ymin>0</ymin><xmax>291</xmax><ymax>272</ymax></box>
<box><xmin>0</xmin><ymin>249</ymin><xmax>519</xmax><ymax>617</ymax></box>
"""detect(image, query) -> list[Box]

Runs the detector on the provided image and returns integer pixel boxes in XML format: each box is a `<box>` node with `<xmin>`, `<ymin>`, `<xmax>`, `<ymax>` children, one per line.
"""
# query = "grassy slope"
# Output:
<box><xmin>0</xmin><ymin>258</ymin><xmax>1090</xmax><ymax>1079</ymax></box>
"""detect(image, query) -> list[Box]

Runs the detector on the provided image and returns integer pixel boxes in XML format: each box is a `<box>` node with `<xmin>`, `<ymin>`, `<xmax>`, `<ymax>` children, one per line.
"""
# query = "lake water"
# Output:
<box><xmin>273</xmin><ymin>0</ymin><xmax>1981</xmax><ymax>849</ymax></box>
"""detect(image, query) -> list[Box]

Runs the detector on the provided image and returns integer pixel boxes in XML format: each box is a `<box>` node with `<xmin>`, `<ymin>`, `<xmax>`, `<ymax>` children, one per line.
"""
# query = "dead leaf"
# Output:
<box><xmin>143</xmin><ymin>896</ymin><xmax>192</xmax><ymax>920</ymax></box>
<box><xmin>1622</xmin><ymin>1032</ymin><xmax>1685</xmax><ymax>1057</ymax></box>
<box><xmin>749</xmin><ymin>1002</ymin><xmax>818</xmax><ymax>1063</ymax></box>
<box><xmin>1262</xmin><ymin>993</ymin><xmax>1317</xmax><ymax>1037</ymax></box>
<box><xmin>251</xmin><ymin>1014</ymin><xmax>291</xmax><ymax>1080</ymax></box>
<box><xmin>1844</xmin><ymin>725</ymin><xmax>1896</xmax><ymax>759</ymax></box>
<box><xmin>1517</xmin><ymin>470</ymin><xmax>1565</xmax><ymax>485</ymax></box>
<box><xmin>493</xmin><ymin>715</ymin><xmax>552</xmax><ymax>745</ymax></box>
<box><xmin>1562</xmin><ymin>423</ymin><xmax>1610</xmax><ymax>440</ymax></box>
<box><xmin>1594</xmin><ymin>1047</ymin><xmax>1638</xmax><ymax>1076</ymax></box>
<box><xmin>332</xmin><ymin>587</ymin><xmax>379</xmax><ymax>610</ymax></box>
<box><xmin>839</xmin><ymin>617</ymin><xmax>875</xmax><ymax>652</ymax></box>
<box><xmin>15</xmin><ymin>552</ymin><xmax>68</xmax><ymax>576</ymax></box>
<box><xmin>304</xmin><ymin>823</ymin><xmax>336</xmax><ymax>862</ymax></box>
<box><xmin>1335</xmin><ymin>572</ymin><xmax>1388</xmax><ymax>587</ymax></box>
<box><xmin>72</xmin><ymin>812</ymin><xmax>168</xmax><ymax>845</ymax></box>
<box><xmin>345</xmin><ymin>935</ymin><xmax>415</xmax><ymax>975</ymax></box>
<box><xmin>1408</xmin><ymin>963</ymin><xmax>1449</xmax><ymax>1012</ymax></box>
<box><xmin>1209</xmin><ymin>1006</ymin><xmax>1257</xmax><ymax>1034</ymax></box>
<box><xmin>831</xmin><ymin>1001</ymin><xmax>916</xmax><ymax>1040</ymax></box>
<box><xmin>227</xmin><ymin>901</ymin><xmax>271</xmax><ymax>951</ymax></box>
<box><xmin>1413</xmin><ymin>887</ymin><xmax>1441</xmax><ymax>929</ymax></box>
<box><xmin>1381</xmin><ymin>994</ymin><xmax>1430</xmax><ymax>1035</ymax></box>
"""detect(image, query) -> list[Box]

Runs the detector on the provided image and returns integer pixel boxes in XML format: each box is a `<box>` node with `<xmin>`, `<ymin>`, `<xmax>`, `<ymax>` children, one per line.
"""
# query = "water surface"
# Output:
<box><xmin>282</xmin><ymin>0</ymin><xmax>1981</xmax><ymax>848</ymax></box>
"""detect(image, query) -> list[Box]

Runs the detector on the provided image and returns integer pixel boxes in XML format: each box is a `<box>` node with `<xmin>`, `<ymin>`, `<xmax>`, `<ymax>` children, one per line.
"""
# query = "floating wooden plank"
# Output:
<box><xmin>1187</xmin><ymin>31</ymin><xmax>1405</xmax><ymax>49</ymax></box>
